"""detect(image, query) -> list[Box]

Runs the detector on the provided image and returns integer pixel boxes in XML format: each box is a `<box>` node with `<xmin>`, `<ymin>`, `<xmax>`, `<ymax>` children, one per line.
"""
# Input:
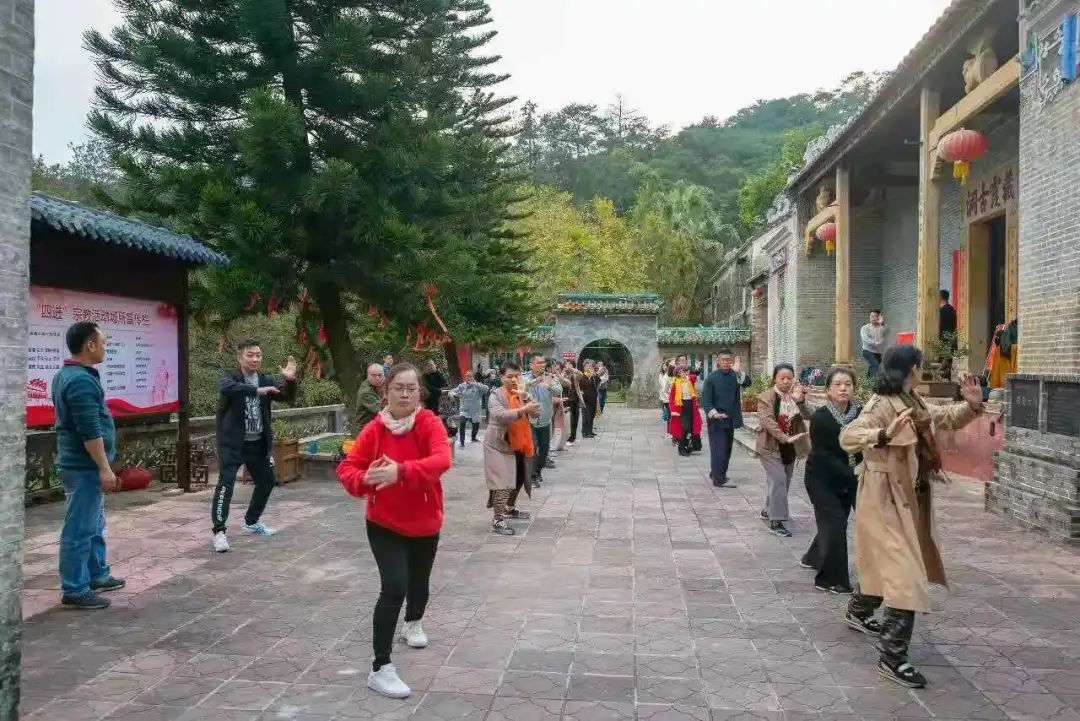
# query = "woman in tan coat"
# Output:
<box><xmin>839</xmin><ymin>344</ymin><xmax>983</xmax><ymax>689</ymax></box>
<box><xmin>755</xmin><ymin>363</ymin><xmax>811</xmax><ymax>537</ymax></box>
<box><xmin>483</xmin><ymin>361</ymin><xmax>540</xmax><ymax>536</ymax></box>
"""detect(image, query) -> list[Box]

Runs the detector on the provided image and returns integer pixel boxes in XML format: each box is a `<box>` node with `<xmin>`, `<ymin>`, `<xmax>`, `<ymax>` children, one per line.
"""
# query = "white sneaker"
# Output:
<box><xmin>367</xmin><ymin>663</ymin><xmax>411</xmax><ymax>698</ymax></box>
<box><xmin>401</xmin><ymin>621</ymin><xmax>428</xmax><ymax>648</ymax></box>
<box><xmin>213</xmin><ymin>532</ymin><xmax>230</xmax><ymax>553</ymax></box>
<box><xmin>243</xmin><ymin>521</ymin><xmax>276</xmax><ymax>536</ymax></box>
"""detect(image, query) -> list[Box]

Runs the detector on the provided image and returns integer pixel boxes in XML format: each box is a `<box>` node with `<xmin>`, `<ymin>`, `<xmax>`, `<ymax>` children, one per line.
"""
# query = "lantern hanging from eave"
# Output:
<box><xmin>815</xmin><ymin>221</ymin><xmax>837</xmax><ymax>256</ymax></box>
<box><xmin>939</xmin><ymin>128</ymin><xmax>989</xmax><ymax>185</ymax></box>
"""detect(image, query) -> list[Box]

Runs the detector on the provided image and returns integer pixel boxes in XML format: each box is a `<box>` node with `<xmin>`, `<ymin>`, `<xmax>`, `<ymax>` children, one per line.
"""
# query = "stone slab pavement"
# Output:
<box><xmin>18</xmin><ymin>406</ymin><xmax>1080</xmax><ymax>721</ymax></box>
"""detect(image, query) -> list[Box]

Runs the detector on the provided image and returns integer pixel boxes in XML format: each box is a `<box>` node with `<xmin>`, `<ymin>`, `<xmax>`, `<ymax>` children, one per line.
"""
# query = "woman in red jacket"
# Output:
<box><xmin>337</xmin><ymin>362</ymin><xmax>452</xmax><ymax>699</ymax></box>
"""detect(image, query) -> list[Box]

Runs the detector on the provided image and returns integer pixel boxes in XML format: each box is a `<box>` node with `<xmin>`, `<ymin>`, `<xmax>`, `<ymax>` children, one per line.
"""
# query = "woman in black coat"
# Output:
<box><xmin>801</xmin><ymin>366</ymin><xmax>862</xmax><ymax>594</ymax></box>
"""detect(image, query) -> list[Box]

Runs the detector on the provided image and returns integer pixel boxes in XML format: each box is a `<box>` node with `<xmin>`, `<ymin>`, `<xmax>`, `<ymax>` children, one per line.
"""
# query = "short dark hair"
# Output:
<box><xmin>66</xmin><ymin>322</ymin><xmax>101</xmax><ymax>355</ymax></box>
<box><xmin>500</xmin><ymin>360</ymin><xmax>521</xmax><ymax>375</ymax></box>
<box><xmin>771</xmin><ymin>363</ymin><xmax>795</xmax><ymax>382</ymax></box>
<box><xmin>870</xmin><ymin>309</ymin><xmax>882</xmax><ymax>315</ymax></box>
<box><xmin>236</xmin><ymin>338</ymin><xmax>261</xmax><ymax>353</ymax></box>
<box><xmin>873</xmin><ymin>344</ymin><xmax>923</xmax><ymax>396</ymax></box>
<box><xmin>717</xmin><ymin>346</ymin><xmax>734</xmax><ymax>356</ymax></box>
<box><xmin>940</xmin><ymin>289</ymin><xmax>950</xmax><ymax>302</ymax></box>
<box><xmin>825</xmin><ymin>365</ymin><xmax>857</xmax><ymax>388</ymax></box>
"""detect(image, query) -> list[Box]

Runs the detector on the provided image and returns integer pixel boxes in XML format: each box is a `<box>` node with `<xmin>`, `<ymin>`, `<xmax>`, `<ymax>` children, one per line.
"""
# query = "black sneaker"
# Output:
<box><xmin>507</xmin><ymin>509</ymin><xmax>531</xmax><ymax>520</ymax></box>
<box><xmin>799</xmin><ymin>559</ymin><xmax>814</xmax><ymax>569</ymax></box>
<box><xmin>844</xmin><ymin>612</ymin><xmax>882</xmax><ymax>636</ymax></box>
<box><xmin>492</xmin><ymin>520</ymin><xmax>516</xmax><ymax>536</ymax></box>
<box><xmin>61</xmin><ymin>591</ymin><xmax>111</xmax><ymax>610</ymax></box>
<box><xmin>90</xmin><ymin>576</ymin><xmax>126</xmax><ymax>593</ymax></box>
<box><xmin>710</xmin><ymin>476</ymin><xmax>737</xmax><ymax>488</ymax></box>
<box><xmin>878</xmin><ymin>659</ymin><xmax>927</xmax><ymax>689</ymax></box>
<box><xmin>815</xmin><ymin>583</ymin><xmax>854</xmax><ymax>595</ymax></box>
<box><xmin>769</xmin><ymin>522</ymin><xmax>792</xmax><ymax>538</ymax></box>
<box><xmin>760</xmin><ymin>509</ymin><xmax>769</xmax><ymax>521</ymax></box>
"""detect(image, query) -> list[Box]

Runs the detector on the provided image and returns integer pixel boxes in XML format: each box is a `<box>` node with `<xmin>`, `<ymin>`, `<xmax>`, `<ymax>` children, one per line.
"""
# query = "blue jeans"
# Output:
<box><xmin>59</xmin><ymin>470</ymin><xmax>111</xmax><ymax>597</ymax></box>
<box><xmin>661</xmin><ymin>402</ymin><xmax>670</xmax><ymax>423</ymax></box>
<box><xmin>598</xmin><ymin>388</ymin><xmax>608</xmax><ymax>413</ymax></box>
<box><xmin>862</xmin><ymin>350</ymin><xmax>882</xmax><ymax>379</ymax></box>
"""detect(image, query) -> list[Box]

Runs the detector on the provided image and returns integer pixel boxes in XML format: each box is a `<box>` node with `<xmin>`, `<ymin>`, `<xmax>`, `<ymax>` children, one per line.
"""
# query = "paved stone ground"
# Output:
<box><xmin>19</xmin><ymin>406</ymin><xmax>1080</xmax><ymax>721</ymax></box>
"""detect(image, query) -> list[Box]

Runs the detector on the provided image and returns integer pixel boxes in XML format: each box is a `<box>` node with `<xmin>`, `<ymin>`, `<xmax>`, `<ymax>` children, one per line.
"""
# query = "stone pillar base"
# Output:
<box><xmin>986</xmin><ymin>374</ymin><xmax>1080</xmax><ymax>543</ymax></box>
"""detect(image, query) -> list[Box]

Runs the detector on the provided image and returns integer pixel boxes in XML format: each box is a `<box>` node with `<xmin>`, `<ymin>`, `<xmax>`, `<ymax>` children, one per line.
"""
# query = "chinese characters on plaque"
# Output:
<box><xmin>965</xmin><ymin>162</ymin><xmax>1018</xmax><ymax>223</ymax></box>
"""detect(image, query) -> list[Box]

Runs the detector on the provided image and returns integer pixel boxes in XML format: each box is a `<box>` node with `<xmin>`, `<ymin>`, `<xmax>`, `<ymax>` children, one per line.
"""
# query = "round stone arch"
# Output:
<box><xmin>553</xmin><ymin>313</ymin><xmax>660</xmax><ymax>405</ymax></box>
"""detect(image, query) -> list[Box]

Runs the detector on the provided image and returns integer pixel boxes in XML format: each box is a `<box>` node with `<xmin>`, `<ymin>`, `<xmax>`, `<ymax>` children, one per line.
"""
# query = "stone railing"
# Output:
<box><xmin>25</xmin><ymin>404</ymin><xmax>347</xmax><ymax>501</ymax></box>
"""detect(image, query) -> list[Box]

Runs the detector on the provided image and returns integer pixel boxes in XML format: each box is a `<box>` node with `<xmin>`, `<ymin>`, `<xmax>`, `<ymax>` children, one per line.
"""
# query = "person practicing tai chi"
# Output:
<box><xmin>337</xmin><ymin>363</ymin><xmax>452</xmax><ymax>699</ymax></box>
<box><xmin>701</xmin><ymin>348</ymin><xmax>751</xmax><ymax>488</ymax></box>
<box><xmin>211</xmin><ymin>339</ymin><xmax>296</xmax><ymax>553</ymax></box>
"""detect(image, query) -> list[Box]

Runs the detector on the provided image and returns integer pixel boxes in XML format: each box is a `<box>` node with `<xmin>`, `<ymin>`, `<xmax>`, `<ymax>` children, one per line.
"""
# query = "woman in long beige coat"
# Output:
<box><xmin>839</xmin><ymin>344</ymin><xmax>983</xmax><ymax>689</ymax></box>
<box><xmin>483</xmin><ymin>361</ymin><xmax>539</xmax><ymax>536</ymax></box>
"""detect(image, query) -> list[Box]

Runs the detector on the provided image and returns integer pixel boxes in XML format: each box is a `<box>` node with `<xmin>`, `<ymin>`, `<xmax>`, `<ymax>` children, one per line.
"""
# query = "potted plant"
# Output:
<box><xmin>742</xmin><ymin>375</ymin><xmax>769</xmax><ymax>412</ymax></box>
<box><xmin>920</xmin><ymin>332</ymin><xmax>970</xmax><ymax>396</ymax></box>
<box><xmin>272</xmin><ymin>419</ymin><xmax>301</xmax><ymax>484</ymax></box>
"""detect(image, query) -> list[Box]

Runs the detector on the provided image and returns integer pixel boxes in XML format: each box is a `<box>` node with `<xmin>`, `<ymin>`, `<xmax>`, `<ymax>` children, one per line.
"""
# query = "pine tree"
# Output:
<box><xmin>85</xmin><ymin>0</ymin><xmax>533</xmax><ymax>402</ymax></box>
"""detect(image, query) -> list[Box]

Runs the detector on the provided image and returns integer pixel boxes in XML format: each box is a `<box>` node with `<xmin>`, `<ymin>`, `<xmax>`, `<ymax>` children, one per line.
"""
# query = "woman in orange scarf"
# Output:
<box><xmin>668</xmin><ymin>365</ymin><xmax>703</xmax><ymax>456</ymax></box>
<box><xmin>483</xmin><ymin>361</ymin><xmax>540</xmax><ymax>536</ymax></box>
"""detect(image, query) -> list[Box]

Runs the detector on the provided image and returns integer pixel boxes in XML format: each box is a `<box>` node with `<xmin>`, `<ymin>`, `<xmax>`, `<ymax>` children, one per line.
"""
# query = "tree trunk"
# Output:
<box><xmin>443</xmin><ymin>340</ymin><xmax>462</xmax><ymax>385</ymax></box>
<box><xmin>309</xmin><ymin>279</ymin><xmax>360</xmax><ymax>418</ymax></box>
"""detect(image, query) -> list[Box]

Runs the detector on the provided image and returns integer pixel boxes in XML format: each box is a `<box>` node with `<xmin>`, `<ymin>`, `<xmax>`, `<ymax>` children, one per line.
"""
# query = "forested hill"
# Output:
<box><xmin>512</xmin><ymin>71</ymin><xmax>884</xmax><ymax>237</ymax></box>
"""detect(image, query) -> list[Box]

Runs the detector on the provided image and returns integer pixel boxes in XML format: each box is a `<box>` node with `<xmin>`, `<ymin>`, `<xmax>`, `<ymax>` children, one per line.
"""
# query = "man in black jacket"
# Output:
<box><xmin>700</xmin><ymin>347</ymin><xmax>751</xmax><ymax>488</ymax></box>
<box><xmin>211</xmin><ymin>339</ymin><xmax>297</xmax><ymax>552</ymax></box>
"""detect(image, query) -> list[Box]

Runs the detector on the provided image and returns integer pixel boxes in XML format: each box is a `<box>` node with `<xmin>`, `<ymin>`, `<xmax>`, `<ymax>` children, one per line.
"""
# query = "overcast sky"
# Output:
<box><xmin>34</xmin><ymin>0</ymin><xmax>953</xmax><ymax>163</ymax></box>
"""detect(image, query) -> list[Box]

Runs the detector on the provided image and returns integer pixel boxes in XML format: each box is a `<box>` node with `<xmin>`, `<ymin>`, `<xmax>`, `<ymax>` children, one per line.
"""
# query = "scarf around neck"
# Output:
<box><xmin>773</xmin><ymin>387</ymin><xmax>799</xmax><ymax>430</ymax></box>
<box><xmin>826</xmin><ymin>400</ymin><xmax>859</xmax><ymax>427</ymax></box>
<box><xmin>379</xmin><ymin>408</ymin><xmax>418</xmax><ymax>435</ymax></box>
<box><xmin>898</xmin><ymin>391</ymin><xmax>945</xmax><ymax>488</ymax></box>
<box><xmin>672</xmin><ymin>377</ymin><xmax>696</xmax><ymax>407</ymax></box>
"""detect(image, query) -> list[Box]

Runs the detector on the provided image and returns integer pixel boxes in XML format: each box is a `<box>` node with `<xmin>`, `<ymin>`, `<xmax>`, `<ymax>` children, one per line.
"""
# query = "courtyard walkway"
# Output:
<box><xmin>19</xmin><ymin>406</ymin><xmax>1080</xmax><ymax>721</ymax></box>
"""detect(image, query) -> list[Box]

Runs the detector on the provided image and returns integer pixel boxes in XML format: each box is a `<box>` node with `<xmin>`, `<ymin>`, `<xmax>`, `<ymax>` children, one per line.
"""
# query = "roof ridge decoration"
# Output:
<box><xmin>30</xmin><ymin>192</ymin><xmax>230</xmax><ymax>268</ymax></box>
<box><xmin>657</xmin><ymin>326</ymin><xmax>750</xmax><ymax>346</ymax></box>
<box><xmin>555</xmin><ymin>292</ymin><xmax>663</xmax><ymax>315</ymax></box>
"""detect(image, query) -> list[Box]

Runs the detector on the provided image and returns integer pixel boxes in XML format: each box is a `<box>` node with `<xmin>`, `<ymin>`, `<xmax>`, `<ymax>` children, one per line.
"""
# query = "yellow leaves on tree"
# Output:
<box><xmin>509</xmin><ymin>185</ymin><xmax>649</xmax><ymax>306</ymax></box>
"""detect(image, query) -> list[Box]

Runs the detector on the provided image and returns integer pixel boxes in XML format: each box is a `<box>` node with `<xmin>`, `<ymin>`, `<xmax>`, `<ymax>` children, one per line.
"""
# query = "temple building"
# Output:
<box><xmin>709</xmin><ymin>0</ymin><xmax>1080</xmax><ymax>542</ymax></box>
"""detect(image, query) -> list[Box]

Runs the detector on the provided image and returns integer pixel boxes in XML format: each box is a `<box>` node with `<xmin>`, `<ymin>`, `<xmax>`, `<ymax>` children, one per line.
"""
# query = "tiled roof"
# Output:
<box><xmin>787</xmin><ymin>0</ymin><xmax>984</xmax><ymax>190</ymax></box>
<box><xmin>555</xmin><ymin>292</ymin><xmax>663</xmax><ymax>315</ymax></box>
<box><xmin>657</xmin><ymin>327</ymin><xmax>750</xmax><ymax>346</ymax></box>
<box><xmin>526</xmin><ymin>325</ymin><xmax>554</xmax><ymax>344</ymax></box>
<box><xmin>31</xmin><ymin>192</ymin><xmax>230</xmax><ymax>267</ymax></box>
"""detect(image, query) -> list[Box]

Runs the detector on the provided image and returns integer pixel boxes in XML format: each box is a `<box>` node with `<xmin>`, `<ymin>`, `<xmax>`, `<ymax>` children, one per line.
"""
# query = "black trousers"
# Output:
<box><xmin>849</xmin><ymin>593</ymin><xmax>916</xmax><ymax>665</ymax></box>
<box><xmin>677</xmin><ymin>400</ymin><xmax>701</xmax><ymax>455</ymax></box>
<box><xmin>582</xmin><ymin>401</ymin><xmax>597</xmax><ymax>436</ymax></box>
<box><xmin>567</xmin><ymin>403</ymin><xmax>580</xmax><ymax>442</ymax></box>
<box><xmin>457</xmin><ymin>419</ymin><xmax>480</xmax><ymax>445</ymax></box>
<box><xmin>212</xmin><ymin>439</ymin><xmax>276</xmax><ymax>534</ymax></box>
<box><xmin>707</xmin><ymin>421</ymin><xmax>734</xmax><ymax>480</ymax></box>
<box><xmin>803</xmin><ymin>477</ymin><xmax>855</xmax><ymax>587</ymax></box>
<box><xmin>531</xmin><ymin>424</ymin><xmax>551</xmax><ymax>478</ymax></box>
<box><xmin>368</xmin><ymin>521</ymin><xmax>439</xmax><ymax>671</ymax></box>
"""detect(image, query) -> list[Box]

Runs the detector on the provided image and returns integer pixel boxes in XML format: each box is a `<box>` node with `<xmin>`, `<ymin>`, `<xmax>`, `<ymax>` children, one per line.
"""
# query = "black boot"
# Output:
<box><xmin>877</xmin><ymin>608</ymin><xmax>924</xmax><ymax>688</ymax></box>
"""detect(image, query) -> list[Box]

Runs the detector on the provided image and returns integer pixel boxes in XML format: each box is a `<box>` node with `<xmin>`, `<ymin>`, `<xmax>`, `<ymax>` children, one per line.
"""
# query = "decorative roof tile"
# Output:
<box><xmin>526</xmin><ymin>325</ymin><xmax>554</xmax><ymax>344</ymax></box>
<box><xmin>657</xmin><ymin>326</ymin><xmax>750</xmax><ymax>346</ymax></box>
<box><xmin>31</xmin><ymin>192</ymin><xmax>230</xmax><ymax>267</ymax></box>
<box><xmin>555</xmin><ymin>292</ymin><xmax>662</xmax><ymax>315</ymax></box>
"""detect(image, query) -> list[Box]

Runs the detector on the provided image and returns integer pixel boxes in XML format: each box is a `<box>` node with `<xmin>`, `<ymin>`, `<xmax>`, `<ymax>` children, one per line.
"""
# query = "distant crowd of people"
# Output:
<box><xmin>52</xmin><ymin>319</ymin><xmax>984</xmax><ymax>696</ymax></box>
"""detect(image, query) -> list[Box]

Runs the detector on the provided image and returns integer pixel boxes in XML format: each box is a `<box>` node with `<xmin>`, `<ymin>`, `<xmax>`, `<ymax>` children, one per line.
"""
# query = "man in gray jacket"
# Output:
<box><xmin>860</xmin><ymin>310</ymin><xmax>887</xmax><ymax>379</ymax></box>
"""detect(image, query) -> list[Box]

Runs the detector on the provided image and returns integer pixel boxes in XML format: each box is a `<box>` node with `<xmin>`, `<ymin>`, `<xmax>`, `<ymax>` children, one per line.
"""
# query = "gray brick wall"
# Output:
<box><xmin>879</xmin><ymin>186</ymin><xmax>920</xmax><ymax>340</ymax></box>
<box><xmin>1017</xmin><ymin>83</ymin><xmax>1080</xmax><ymax>374</ymax></box>
<box><xmin>849</xmin><ymin>205</ymin><xmax>884</xmax><ymax>359</ymax></box>
<box><xmin>553</xmin><ymin>314</ymin><xmax>660</xmax><ymax>405</ymax></box>
<box><xmin>0</xmin><ymin>0</ymin><xmax>32</xmax><ymax>716</ymax></box>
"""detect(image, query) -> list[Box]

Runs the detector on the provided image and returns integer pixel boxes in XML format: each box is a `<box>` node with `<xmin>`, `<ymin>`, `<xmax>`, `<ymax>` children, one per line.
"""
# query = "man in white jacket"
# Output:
<box><xmin>860</xmin><ymin>310</ymin><xmax>887</xmax><ymax>379</ymax></box>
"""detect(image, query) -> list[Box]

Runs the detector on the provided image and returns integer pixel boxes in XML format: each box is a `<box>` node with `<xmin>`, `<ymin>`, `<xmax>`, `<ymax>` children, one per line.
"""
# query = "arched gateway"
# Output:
<box><xmin>527</xmin><ymin>293</ymin><xmax>750</xmax><ymax>405</ymax></box>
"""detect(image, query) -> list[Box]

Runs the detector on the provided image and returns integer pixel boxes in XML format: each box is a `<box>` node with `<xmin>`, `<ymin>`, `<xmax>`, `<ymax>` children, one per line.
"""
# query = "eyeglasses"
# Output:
<box><xmin>388</xmin><ymin>384</ymin><xmax>419</xmax><ymax>395</ymax></box>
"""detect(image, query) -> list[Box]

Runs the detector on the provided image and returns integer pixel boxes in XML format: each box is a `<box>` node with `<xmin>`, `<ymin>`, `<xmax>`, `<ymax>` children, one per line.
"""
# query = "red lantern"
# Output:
<box><xmin>815</xmin><ymin>221</ymin><xmax>837</xmax><ymax>256</ymax></box>
<box><xmin>116</xmin><ymin>467</ymin><xmax>152</xmax><ymax>492</ymax></box>
<box><xmin>939</xmin><ymin>129</ymin><xmax>989</xmax><ymax>185</ymax></box>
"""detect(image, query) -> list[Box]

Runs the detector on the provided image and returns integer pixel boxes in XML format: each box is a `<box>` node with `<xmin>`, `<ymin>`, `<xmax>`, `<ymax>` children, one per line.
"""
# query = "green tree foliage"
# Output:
<box><xmin>507</xmin><ymin>185</ymin><xmax>649</xmax><ymax>306</ymax></box>
<box><xmin>31</xmin><ymin>139</ymin><xmax>118</xmax><ymax>204</ymax></box>
<box><xmin>736</xmin><ymin>126</ymin><xmax>821</xmax><ymax>235</ymax></box>
<box><xmin>85</xmin><ymin>0</ymin><xmax>532</xmax><ymax>405</ymax></box>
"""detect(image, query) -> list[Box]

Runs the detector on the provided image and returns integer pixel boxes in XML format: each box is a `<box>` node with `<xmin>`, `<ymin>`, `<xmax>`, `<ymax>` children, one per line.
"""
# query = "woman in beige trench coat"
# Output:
<box><xmin>839</xmin><ymin>344</ymin><xmax>983</xmax><ymax>689</ymax></box>
<box><xmin>484</xmin><ymin>361</ymin><xmax>540</xmax><ymax>536</ymax></box>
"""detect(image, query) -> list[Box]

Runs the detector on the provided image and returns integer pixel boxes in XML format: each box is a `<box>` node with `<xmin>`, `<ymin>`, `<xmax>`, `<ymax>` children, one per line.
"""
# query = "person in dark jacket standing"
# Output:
<box><xmin>53</xmin><ymin>322</ymin><xmax>126</xmax><ymax>609</ymax></box>
<box><xmin>421</xmin><ymin>360</ymin><xmax>447</xmax><ymax>414</ymax></box>
<box><xmin>580</xmin><ymin>360</ymin><xmax>600</xmax><ymax>438</ymax></box>
<box><xmin>211</xmin><ymin>339</ymin><xmax>297</xmax><ymax>553</ymax></box>
<box><xmin>700</xmin><ymin>347</ymin><xmax>752</xmax><ymax>488</ymax></box>
<box><xmin>801</xmin><ymin>366</ymin><xmax>862</xmax><ymax>594</ymax></box>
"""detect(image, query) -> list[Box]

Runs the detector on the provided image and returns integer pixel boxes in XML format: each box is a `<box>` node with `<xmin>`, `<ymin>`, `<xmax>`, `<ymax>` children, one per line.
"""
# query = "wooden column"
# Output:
<box><xmin>916</xmin><ymin>87</ymin><xmax>941</xmax><ymax>351</ymax></box>
<box><xmin>177</xmin><ymin>271</ymin><xmax>191</xmax><ymax>492</ymax></box>
<box><xmin>834</xmin><ymin>164</ymin><xmax>853</xmax><ymax>364</ymax></box>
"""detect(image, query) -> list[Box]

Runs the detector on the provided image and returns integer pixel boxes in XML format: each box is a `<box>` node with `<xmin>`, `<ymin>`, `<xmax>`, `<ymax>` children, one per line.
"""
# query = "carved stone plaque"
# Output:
<box><xmin>1046</xmin><ymin>381</ymin><xmax>1080</xmax><ymax>437</ymax></box>
<box><xmin>1010</xmin><ymin>379</ymin><xmax>1040</xmax><ymax>430</ymax></box>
